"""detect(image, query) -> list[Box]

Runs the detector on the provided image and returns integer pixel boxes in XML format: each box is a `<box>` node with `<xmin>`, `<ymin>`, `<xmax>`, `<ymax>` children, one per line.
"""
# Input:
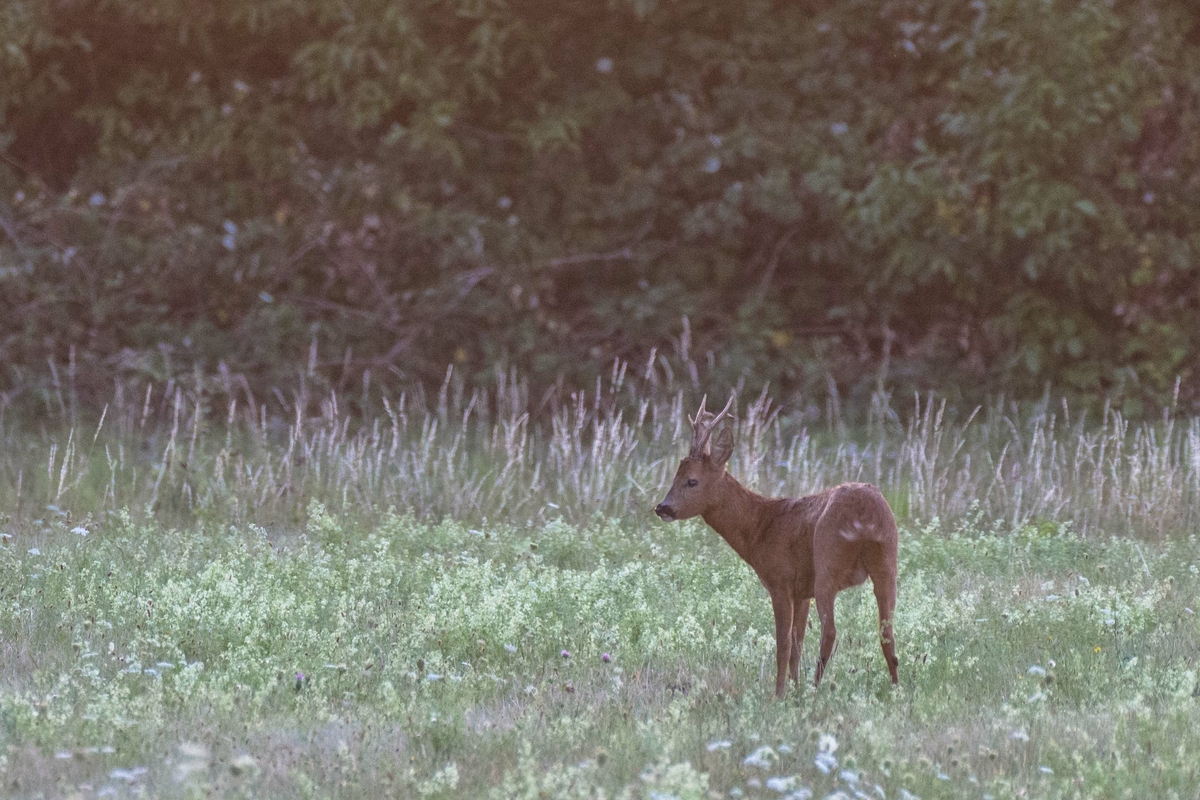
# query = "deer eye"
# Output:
<box><xmin>685</xmin><ymin>478</ymin><xmax>699</xmax><ymax>488</ymax></box>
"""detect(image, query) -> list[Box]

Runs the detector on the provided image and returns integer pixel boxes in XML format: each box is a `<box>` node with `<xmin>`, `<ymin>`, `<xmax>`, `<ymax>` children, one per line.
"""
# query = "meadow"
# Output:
<box><xmin>3</xmin><ymin>373</ymin><xmax>1200</xmax><ymax>798</ymax></box>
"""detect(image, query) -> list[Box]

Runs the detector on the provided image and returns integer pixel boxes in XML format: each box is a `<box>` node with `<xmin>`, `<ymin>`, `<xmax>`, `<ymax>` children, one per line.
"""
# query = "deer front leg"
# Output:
<box><xmin>770</xmin><ymin>592</ymin><xmax>794</xmax><ymax>698</ymax></box>
<box><xmin>789</xmin><ymin>597</ymin><xmax>810</xmax><ymax>687</ymax></box>
<box><xmin>813</xmin><ymin>584</ymin><xmax>838</xmax><ymax>687</ymax></box>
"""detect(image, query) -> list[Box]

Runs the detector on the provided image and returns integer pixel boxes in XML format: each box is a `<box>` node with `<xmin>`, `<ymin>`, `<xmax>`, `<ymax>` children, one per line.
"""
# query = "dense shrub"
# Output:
<box><xmin>1</xmin><ymin>0</ymin><xmax>1198</xmax><ymax>411</ymax></box>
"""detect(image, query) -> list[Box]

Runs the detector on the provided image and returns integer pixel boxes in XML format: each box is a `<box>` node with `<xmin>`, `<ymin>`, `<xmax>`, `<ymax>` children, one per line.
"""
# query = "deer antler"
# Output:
<box><xmin>688</xmin><ymin>392</ymin><xmax>735</xmax><ymax>458</ymax></box>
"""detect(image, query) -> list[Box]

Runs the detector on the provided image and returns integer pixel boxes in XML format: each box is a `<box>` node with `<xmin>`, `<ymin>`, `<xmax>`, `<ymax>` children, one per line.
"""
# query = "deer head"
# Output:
<box><xmin>654</xmin><ymin>393</ymin><xmax>736</xmax><ymax>521</ymax></box>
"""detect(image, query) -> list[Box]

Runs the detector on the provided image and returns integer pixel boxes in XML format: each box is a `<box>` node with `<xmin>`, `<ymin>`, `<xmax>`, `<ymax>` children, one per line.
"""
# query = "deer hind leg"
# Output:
<box><xmin>865</xmin><ymin>547</ymin><xmax>899</xmax><ymax>685</ymax></box>
<box><xmin>770</xmin><ymin>592</ymin><xmax>794</xmax><ymax>698</ymax></box>
<box><xmin>813</xmin><ymin>583</ymin><xmax>838</xmax><ymax>687</ymax></box>
<box><xmin>789</xmin><ymin>597</ymin><xmax>810</xmax><ymax>686</ymax></box>
<box><xmin>872</xmin><ymin>572</ymin><xmax>899</xmax><ymax>685</ymax></box>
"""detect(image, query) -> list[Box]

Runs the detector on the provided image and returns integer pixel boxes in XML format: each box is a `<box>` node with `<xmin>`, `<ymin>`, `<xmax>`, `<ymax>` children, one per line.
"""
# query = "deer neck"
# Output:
<box><xmin>700</xmin><ymin>471</ymin><xmax>770</xmax><ymax>565</ymax></box>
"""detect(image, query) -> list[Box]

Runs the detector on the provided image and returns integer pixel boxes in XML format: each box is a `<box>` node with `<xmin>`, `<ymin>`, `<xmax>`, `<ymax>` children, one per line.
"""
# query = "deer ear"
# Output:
<box><xmin>711</xmin><ymin>426</ymin><xmax>734</xmax><ymax>467</ymax></box>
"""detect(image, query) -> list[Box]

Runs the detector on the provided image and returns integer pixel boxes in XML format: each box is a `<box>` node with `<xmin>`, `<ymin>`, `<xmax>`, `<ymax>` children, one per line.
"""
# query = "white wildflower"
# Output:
<box><xmin>743</xmin><ymin>746</ymin><xmax>778</xmax><ymax>768</ymax></box>
<box><xmin>765</xmin><ymin>775</ymin><xmax>798</xmax><ymax>792</ymax></box>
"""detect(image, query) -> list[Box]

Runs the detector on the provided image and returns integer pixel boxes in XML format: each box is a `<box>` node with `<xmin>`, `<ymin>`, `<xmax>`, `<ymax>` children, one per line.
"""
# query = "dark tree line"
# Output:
<box><xmin>2</xmin><ymin>0</ymin><xmax>1198</xmax><ymax>415</ymax></box>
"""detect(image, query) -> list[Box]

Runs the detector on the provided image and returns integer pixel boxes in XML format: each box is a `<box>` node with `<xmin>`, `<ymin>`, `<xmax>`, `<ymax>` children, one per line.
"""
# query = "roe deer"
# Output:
<box><xmin>654</xmin><ymin>395</ymin><xmax>899</xmax><ymax>697</ymax></box>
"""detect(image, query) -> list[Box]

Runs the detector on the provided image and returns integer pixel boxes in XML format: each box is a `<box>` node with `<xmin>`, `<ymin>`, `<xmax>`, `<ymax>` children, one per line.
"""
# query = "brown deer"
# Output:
<box><xmin>654</xmin><ymin>395</ymin><xmax>899</xmax><ymax>697</ymax></box>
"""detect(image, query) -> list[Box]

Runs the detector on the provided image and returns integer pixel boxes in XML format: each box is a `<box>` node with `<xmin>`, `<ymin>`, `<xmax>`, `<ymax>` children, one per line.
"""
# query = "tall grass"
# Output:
<box><xmin>3</xmin><ymin>365</ymin><xmax>1199</xmax><ymax>538</ymax></box>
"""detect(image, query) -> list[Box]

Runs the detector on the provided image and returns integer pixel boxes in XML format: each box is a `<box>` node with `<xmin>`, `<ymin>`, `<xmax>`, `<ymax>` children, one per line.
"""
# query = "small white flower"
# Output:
<box><xmin>1027</xmin><ymin>665</ymin><xmax>1046</xmax><ymax>677</ymax></box>
<box><xmin>55</xmin><ymin>750</ymin><xmax>73</xmax><ymax>760</ymax></box>
<box><xmin>71</xmin><ymin>526</ymin><xmax>89</xmax><ymax>536</ymax></box>
<box><xmin>706</xmin><ymin>740</ymin><xmax>733</xmax><ymax>752</ymax></box>
<box><xmin>830</xmin><ymin>122</ymin><xmax>849</xmax><ymax>135</ymax></box>
<box><xmin>765</xmin><ymin>775</ymin><xmax>797</xmax><ymax>792</ymax></box>
<box><xmin>743</xmin><ymin>746</ymin><xmax>778</xmax><ymax>768</ymax></box>
<box><xmin>109</xmin><ymin>767</ymin><xmax>147</xmax><ymax>782</ymax></box>
<box><xmin>595</xmin><ymin>57</ymin><xmax>613</xmax><ymax>73</ymax></box>
<box><xmin>89</xmin><ymin>193</ymin><xmax>106</xmax><ymax>207</ymax></box>
<box><xmin>27</xmin><ymin>547</ymin><xmax>40</xmax><ymax>556</ymax></box>
<box><xmin>703</xmin><ymin>156</ymin><xmax>721</xmax><ymax>173</ymax></box>
<box><xmin>1039</xmin><ymin>765</ymin><xmax>1054</xmax><ymax>775</ymax></box>
<box><xmin>814</xmin><ymin>752</ymin><xmax>838</xmax><ymax>774</ymax></box>
<box><xmin>504</xmin><ymin>643</ymin><xmax>517</xmax><ymax>653</ymax></box>
<box><xmin>1010</xmin><ymin>729</ymin><xmax>1030</xmax><ymax>742</ymax></box>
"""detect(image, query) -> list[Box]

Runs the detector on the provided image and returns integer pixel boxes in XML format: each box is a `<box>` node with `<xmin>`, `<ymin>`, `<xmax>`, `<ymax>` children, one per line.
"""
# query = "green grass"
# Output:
<box><xmin>4</xmin><ymin>380</ymin><xmax>1200</xmax><ymax>797</ymax></box>
<box><xmin>3</xmin><ymin>503</ymin><xmax>1200</xmax><ymax>798</ymax></box>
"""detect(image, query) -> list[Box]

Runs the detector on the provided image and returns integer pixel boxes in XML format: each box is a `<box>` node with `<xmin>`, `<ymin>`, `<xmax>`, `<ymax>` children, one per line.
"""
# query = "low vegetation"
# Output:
<box><xmin>3</xmin><ymin>504</ymin><xmax>1200</xmax><ymax>798</ymax></box>
<box><xmin>3</xmin><ymin>382</ymin><xmax>1200</xmax><ymax>797</ymax></box>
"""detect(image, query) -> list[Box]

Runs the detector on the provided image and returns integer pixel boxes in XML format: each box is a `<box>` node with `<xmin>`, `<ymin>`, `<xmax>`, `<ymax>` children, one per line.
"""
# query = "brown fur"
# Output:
<box><xmin>655</xmin><ymin>397</ymin><xmax>899</xmax><ymax>697</ymax></box>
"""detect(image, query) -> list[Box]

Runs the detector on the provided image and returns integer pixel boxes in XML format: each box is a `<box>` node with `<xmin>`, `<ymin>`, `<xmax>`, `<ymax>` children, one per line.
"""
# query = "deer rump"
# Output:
<box><xmin>803</xmin><ymin>483</ymin><xmax>897</xmax><ymax>594</ymax></box>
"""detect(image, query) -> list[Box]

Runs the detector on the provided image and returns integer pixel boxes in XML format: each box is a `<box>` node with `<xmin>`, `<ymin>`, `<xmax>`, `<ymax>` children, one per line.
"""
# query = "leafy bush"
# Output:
<box><xmin>2</xmin><ymin>0</ymin><xmax>1198</xmax><ymax>409</ymax></box>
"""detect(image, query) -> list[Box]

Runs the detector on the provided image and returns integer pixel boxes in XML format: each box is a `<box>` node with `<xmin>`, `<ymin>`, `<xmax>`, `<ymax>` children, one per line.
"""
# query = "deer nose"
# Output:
<box><xmin>655</xmin><ymin>503</ymin><xmax>676</xmax><ymax>521</ymax></box>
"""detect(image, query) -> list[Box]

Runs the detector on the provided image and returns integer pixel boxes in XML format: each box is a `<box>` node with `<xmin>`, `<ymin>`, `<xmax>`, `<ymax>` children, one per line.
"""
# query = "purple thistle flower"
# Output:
<box><xmin>601</xmin><ymin>652</ymin><xmax>611</xmax><ymax>663</ymax></box>
<box><xmin>561</xmin><ymin>649</ymin><xmax>571</xmax><ymax>659</ymax></box>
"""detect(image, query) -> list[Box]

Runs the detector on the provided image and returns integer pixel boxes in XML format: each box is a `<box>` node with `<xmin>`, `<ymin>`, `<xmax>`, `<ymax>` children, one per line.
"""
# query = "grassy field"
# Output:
<box><xmin>3</xmin><ymin>379</ymin><xmax>1200</xmax><ymax>798</ymax></box>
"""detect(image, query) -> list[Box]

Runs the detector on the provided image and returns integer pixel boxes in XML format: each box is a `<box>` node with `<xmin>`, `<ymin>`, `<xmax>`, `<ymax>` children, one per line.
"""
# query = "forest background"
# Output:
<box><xmin>2</xmin><ymin>0</ymin><xmax>1199</xmax><ymax>418</ymax></box>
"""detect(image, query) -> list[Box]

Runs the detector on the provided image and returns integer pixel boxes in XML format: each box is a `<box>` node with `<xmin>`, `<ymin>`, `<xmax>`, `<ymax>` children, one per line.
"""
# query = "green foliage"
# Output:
<box><xmin>1</xmin><ymin>0</ymin><xmax>1199</xmax><ymax>408</ymax></box>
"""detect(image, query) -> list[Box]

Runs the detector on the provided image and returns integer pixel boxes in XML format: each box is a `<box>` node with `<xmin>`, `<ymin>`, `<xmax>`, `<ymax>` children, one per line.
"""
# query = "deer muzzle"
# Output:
<box><xmin>654</xmin><ymin>502</ymin><xmax>677</xmax><ymax>522</ymax></box>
